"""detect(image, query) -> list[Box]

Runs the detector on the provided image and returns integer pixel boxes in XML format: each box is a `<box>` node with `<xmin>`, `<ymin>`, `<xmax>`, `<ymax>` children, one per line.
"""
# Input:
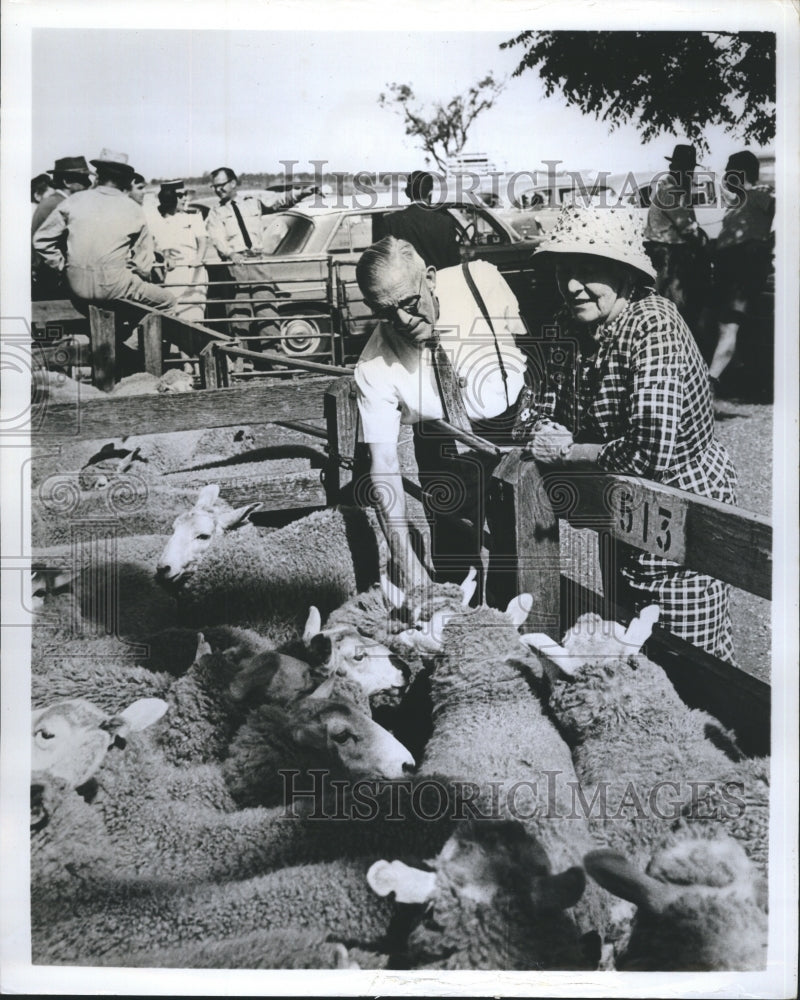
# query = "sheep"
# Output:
<box><xmin>85</xmin><ymin>928</ymin><xmax>361</xmax><ymax>970</ymax></box>
<box><xmin>31</xmin><ymin>696</ymin><xmax>168</xmax><ymax>789</ymax></box>
<box><xmin>155</xmin><ymin>485</ymin><xmax>387</xmax><ymax>631</ymax></box>
<box><xmin>584</xmin><ymin>827</ymin><xmax>768</xmax><ymax>971</ymax></box>
<box><xmin>410</xmin><ymin>597</ymin><xmax>610</xmax><ymax>942</ymax></box>
<box><xmin>220</xmin><ymin>675</ymin><xmax>415</xmax><ymax>808</ymax></box>
<box><xmin>31</xmin><ymin>687</ymin><xmax>417</xmax><ymax>884</ymax></box>
<box><xmin>32</xmin><ymin>533</ymin><xmax>181</xmax><ymax>643</ymax></box>
<box><xmin>367</xmin><ymin>819</ymin><xmax>597</xmax><ymax>971</ymax></box>
<box><xmin>33</xmin><ymin>856</ymin><xmax>395</xmax><ymax>967</ymax></box>
<box><xmin>522</xmin><ymin>610</ymin><xmax>769</xmax><ymax>875</ymax></box>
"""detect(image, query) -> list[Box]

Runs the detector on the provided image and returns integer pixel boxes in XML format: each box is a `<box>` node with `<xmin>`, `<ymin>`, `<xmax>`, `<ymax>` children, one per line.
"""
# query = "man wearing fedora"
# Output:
<box><xmin>31</xmin><ymin>155</ymin><xmax>93</xmax><ymax>234</ymax></box>
<box><xmin>34</xmin><ymin>149</ymin><xmax>176</xmax><ymax>312</ymax></box>
<box><xmin>643</xmin><ymin>143</ymin><xmax>708</xmax><ymax>336</ymax></box>
<box><xmin>384</xmin><ymin>170</ymin><xmax>462</xmax><ymax>270</ymax></box>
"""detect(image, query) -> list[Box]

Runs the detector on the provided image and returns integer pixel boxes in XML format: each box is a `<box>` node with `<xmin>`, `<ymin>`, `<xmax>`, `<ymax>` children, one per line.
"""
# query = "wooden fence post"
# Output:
<box><xmin>140</xmin><ymin>313</ymin><xmax>164</xmax><ymax>376</ymax></box>
<box><xmin>488</xmin><ymin>451</ymin><xmax>561</xmax><ymax>636</ymax></box>
<box><xmin>88</xmin><ymin>305</ymin><xmax>116</xmax><ymax>392</ymax></box>
<box><xmin>324</xmin><ymin>376</ymin><xmax>364</xmax><ymax>506</ymax></box>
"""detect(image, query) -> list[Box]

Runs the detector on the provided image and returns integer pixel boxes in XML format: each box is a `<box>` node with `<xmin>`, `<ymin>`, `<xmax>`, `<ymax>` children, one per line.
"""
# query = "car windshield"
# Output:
<box><xmin>264</xmin><ymin>214</ymin><xmax>315</xmax><ymax>256</ymax></box>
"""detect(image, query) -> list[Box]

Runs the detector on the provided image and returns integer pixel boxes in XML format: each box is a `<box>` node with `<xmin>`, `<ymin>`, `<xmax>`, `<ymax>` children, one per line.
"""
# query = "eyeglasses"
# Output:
<box><xmin>212</xmin><ymin>180</ymin><xmax>233</xmax><ymax>191</ymax></box>
<box><xmin>365</xmin><ymin>271</ymin><xmax>427</xmax><ymax>321</ymax></box>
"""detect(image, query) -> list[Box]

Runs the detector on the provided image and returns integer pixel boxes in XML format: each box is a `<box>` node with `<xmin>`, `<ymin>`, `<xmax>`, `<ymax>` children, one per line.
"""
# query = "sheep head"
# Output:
<box><xmin>368</xmin><ymin>820</ymin><xmax>590</xmax><ymax>969</ymax></box>
<box><xmin>155</xmin><ymin>484</ymin><xmax>261</xmax><ymax>585</ymax></box>
<box><xmin>228</xmin><ymin>648</ymin><xmax>313</xmax><ymax>705</ymax></box>
<box><xmin>302</xmin><ymin>606</ymin><xmax>406</xmax><ymax>696</ymax></box>
<box><xmin>584</xmin><ymin>834</ymin><xmax>768</xmax><ymax>971</ymax></box>
<box><xmin>519</xmin><ymin>605</ymin><xmax>660</xmax><ymax>682</ymax></box>
<box><xmin>291</xmin><ymin>679</ymin><xmax>415</xmax><ymax>780</ymax></box>
<box><xmin>388</xmin><ymin>568</ymin><xmax>531</xmax><ymax>655</ymax></box>
<box><xmin>31</xmin><ymin>697</ymin><xmax>168</xmax><ymax>789</ymax></box>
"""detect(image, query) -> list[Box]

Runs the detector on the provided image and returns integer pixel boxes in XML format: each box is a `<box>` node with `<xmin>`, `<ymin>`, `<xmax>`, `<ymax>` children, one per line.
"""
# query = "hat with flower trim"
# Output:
<box><xmin>533</xmin><ymin>204</ymin><xmax>656</xmax><ymax>283</ymax></box>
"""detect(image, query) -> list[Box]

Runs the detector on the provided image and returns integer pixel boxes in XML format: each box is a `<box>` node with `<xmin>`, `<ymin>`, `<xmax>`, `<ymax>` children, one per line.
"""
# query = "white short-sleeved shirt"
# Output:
<box><xmin>354</xmin><ymin>260</ymin><xmax>527</xmax><ymax>444</ymax></box>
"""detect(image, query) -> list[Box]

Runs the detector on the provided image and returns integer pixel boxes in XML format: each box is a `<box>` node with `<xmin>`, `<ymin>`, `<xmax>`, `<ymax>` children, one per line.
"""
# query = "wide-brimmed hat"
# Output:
<box><xmin>665</xmin><ymin>143</ymin><xmax>697</xmax><ymax>170</ymax></box>
<box><xmin>47</xmin><ymin>156</ymin><xmax>91</xmax><ymax>175</ymax></box>
<box><xmin>90</xmin><ymin>149</ymin><xmax>136</xmax><ymax>178</ymax></box>
<box><xmin>533</xmin><ymin>204</ymin><xmax>656</xmax><ymax>283</ymax></box>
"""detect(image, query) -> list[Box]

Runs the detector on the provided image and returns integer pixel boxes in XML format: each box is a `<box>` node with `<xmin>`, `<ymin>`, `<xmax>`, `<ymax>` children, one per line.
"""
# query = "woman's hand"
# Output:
<box><xmin>525</xmin><ymin>419</ymin><xmax>575</xmax><ymax>464</ymax></box>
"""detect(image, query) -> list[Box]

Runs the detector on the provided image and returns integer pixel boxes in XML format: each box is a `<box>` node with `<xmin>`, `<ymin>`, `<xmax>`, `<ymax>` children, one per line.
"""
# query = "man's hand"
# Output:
<box><xmin>230</xmin><ymin>252</ymin><xmax>246</xmax><ymax>265</ymax></box>
<box><xmin>525</xmin><ymin>419</ymin><xmax>575</xmax><ymax>464</ymax></box>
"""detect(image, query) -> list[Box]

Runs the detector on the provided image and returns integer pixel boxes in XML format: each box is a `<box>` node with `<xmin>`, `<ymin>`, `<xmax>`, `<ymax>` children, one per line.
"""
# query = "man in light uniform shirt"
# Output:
<box><xmin>205</xmin><ymin>166</ymin><xmax>317</xmax><ymax>346</ymax></box>
<box><xmin>355</xmin><ymin>236</ymin><xmax>528</xmax><ymax>596</ymax></box>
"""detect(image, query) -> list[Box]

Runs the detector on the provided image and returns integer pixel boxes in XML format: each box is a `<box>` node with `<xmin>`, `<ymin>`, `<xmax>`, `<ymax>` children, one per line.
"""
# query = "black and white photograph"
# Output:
<box><xmin>1</xmin><ymin>0</ymin><xmax>798</xmax><ymax>995</ymax></box>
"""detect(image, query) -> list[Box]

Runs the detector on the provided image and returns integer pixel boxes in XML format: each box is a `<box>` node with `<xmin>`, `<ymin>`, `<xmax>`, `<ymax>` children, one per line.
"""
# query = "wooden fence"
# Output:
<box><xmin>324</xmin><ymin>376</ymin><xmax>772</xmax><ymax>757</ymax></box>
<box><xmin>31</xmin><ymin>305</ymin><xmax>772</xmax><ymax>755</ymax></box>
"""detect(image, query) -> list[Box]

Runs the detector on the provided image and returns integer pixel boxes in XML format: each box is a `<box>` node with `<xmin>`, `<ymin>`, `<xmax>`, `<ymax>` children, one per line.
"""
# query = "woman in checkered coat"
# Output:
<box><xmin>528</xmin><ymin>204</ymin><xmax>738</xmax><ymax>664</ymax></box>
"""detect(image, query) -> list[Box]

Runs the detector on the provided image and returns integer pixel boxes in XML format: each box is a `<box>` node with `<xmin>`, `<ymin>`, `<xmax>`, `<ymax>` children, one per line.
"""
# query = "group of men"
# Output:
<box><xmin>31</xmin><ymin>152</ymin><xmax>318</xmax><ymax>345</ymax></box>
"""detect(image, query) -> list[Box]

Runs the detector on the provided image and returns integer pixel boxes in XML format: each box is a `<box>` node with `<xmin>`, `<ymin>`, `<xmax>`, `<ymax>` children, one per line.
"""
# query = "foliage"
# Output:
<box><xmin>378</xmin><ymin>75</ymin><xmax>505</xmax><ymax>170</ymax></box>
<box><xmin>500</xmin><ymin>31</ymin><xmax>775</xmax><ymax>151</ymax></box>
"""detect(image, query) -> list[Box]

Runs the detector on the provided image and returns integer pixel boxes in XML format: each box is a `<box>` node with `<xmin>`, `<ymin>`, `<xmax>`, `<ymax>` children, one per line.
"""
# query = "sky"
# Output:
<box><xmin>31</xmin><ymin>27</ymin><xmax>776</xmax><ymax>184</ymax></box>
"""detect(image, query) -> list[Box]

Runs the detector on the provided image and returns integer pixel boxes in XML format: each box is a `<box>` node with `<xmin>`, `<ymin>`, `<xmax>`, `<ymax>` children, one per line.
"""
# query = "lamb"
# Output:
<box><xmin>406</xmin><ymin>597</ymin><xmax>610</xmax><ymax>944</ymax></box>
<box><xmin>155</xmin><ymin>484</ymin><xmax>387</xmax><ymax>631</ymax></box>
<box><xmin>32</xmin><ymin>690</ymin><xmax>415</xmax><ymax>884</ymax></box>
<box><xmin>367</xmin><ymin>819</ymin><xmax>598</xmax><ymax>970</ymax></box>
<box><xmin>522</xmin><ymin>610</ymin><xmax>769</xmax><ymax>875</ymax></box>
<box><xmin>85</xmin><ymin>928</ymin><xmax>361</xmax><ymax>970</ymax></box>
<box><xmin>31</xmin><ymin>533</ymin><xmax>181</xmax><ymax>643</ymax></box>
<box><xmin>584</xmin><ymin>827</ymin><xmax>768</xmax><ymax>971</ymax></box>
<box><xmin>34</xmin><ymin>855</ymin><xmax>395</xmax><ymax>967</ymax></box>
<box><xmin>220</xmin><ymin>675</ymin><xmax>415</xmax><ymax>807</ymax></box>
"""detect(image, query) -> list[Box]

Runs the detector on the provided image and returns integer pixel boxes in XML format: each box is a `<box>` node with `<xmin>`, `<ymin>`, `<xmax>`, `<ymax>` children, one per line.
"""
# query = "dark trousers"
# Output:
<box><xmin>412</xmin><ymin>397</ymin><xmax>520</xmax><ymax>601</ymax></box>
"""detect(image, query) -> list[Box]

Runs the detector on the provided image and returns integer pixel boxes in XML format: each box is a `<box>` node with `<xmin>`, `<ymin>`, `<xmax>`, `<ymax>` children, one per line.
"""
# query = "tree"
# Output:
<box><xmin>378</xmin><ymin>74</ymin><xmax>505</xmax><ymax>171</ymax></box>
<box><xmin>500</xmin><ymin>31</ymin><xmax>775</xmax><ymax>151</ymax></box>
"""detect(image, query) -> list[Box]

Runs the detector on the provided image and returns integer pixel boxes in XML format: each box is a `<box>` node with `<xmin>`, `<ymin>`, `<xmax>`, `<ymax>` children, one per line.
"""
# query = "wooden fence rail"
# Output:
<box><xmin>323</xmin><ymin>375</ymin><xmax>772</xmax><ymax>755</ymax></box>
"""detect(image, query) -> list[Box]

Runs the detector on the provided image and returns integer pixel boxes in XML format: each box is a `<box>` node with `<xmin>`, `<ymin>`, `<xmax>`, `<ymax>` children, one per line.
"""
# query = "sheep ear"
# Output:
<box><xmin>535</xmin><ymin>865</ymin><xmax>586</xmax><ymax>910</ymax></box>
<box><xmin>367</xmin><ymin>859</ymin><xmax>437</xmax><ymax>904</ymax></box>
<box><xmin>583</xmin><ymin>849</ymin><xmax>672</xmax><ymax>912</ymax></box>
<box><xmin>459</xmin><ymin>566</ymin><xmax>478</xmax><ymax>606</ymax></box>
<box><xmin>116</xmin><ymin>697</ymin><xmax>169</xmax><ymax>734</ymax></box>
<box><xmin>303</xmin><ymin>606</ymin><xmax>322</xmax><ymax>643</ymax></box>
<box><xmin>505</xmin><ymin>593</ymin><xmax>533</xmax><ymax>626</ymax></box>
<box><xmin>519</xmin><ymin>633</ymin><xmax>577</xmax><ymax>679</ymax></box>
<box><xmin>217</xmin><ymin>502</ymin><xmax>261</xmax><ymax>532</ymax></box>
<box><xmin>380</xmin><ymin>574</ymin><xmax>406</xmax><ymax>610</ymax></box>
<box><xmin>622</xmin><ymin>604</ymin><xmax>660</xmax><ymax>652</ymax></box>
<box><xmin>195</xmin><ymin>484</ymin><xmax>220</xmax><ymax>510</ymax></box>
<box><xmin>193</xmin><ymin>632</ymin><xmax>212</xmax><ymax>663</ymax></box>
<box><xmin>307</xmin><ymin>676</ymin><xmax>336</xmax><ymax>700</ymax></box>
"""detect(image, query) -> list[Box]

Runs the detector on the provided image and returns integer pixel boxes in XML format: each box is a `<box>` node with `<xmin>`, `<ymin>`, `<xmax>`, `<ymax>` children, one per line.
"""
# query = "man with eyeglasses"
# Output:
<box><xmin>205</xmin><ymin>167</ymin><xmax>318</xmax><ymax>348</ymax></box>
<box><xmin>354</xmin><ymin>235</ymin><xmax>529</xmax><ymax>597</ymax></box>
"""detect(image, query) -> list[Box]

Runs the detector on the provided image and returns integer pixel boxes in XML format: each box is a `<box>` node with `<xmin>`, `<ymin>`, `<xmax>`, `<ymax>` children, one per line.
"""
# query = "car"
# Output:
<box><xmin>188</xmin><ymin>189</ymin><xmax>547</xmax><ymax>361</ymax></box>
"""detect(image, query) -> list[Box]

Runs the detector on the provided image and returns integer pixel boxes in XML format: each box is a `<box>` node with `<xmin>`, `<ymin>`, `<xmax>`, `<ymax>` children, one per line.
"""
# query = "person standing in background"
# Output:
<box><xmin>150</xmin><ymin>180</ymin><xmax>208</xmax><ymax>325</ymax></box>
<box><xmin>643</xmin><ymin>144</ymin><xmax>708</xmax><ymax>338</ymax></box>
<box><xmin>384</xmin><ymin>170</ymin><xmax>462</xmax><ymax>270</ymax></box>
<box><xmin>205</xmin><ymin>166</ymin><xmax>318</xmax><ymax>347</ymax></box>
<box><xmin>33</xmin><ymin>149</ymin><xmax>176</xmax><ymax>311</ymax></box>
<box><xmin>707</xmin><ymin>151</ymin><xmax>775</xmax><ymax>401</ymax></box>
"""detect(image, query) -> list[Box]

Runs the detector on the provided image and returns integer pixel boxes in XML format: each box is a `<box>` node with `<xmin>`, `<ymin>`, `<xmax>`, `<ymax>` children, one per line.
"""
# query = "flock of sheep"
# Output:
<box><xmin>29</xmin><ymin>424</ymin><xmax>770</xmax><ymax>973</ymax></box>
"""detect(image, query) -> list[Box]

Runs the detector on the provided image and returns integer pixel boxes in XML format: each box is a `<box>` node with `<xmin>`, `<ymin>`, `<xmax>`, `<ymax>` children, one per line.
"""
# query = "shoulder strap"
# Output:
<box><xmin>462</xmin><ymin>261</ymin><xmax>509</xmax><ymax>408</ymax></box>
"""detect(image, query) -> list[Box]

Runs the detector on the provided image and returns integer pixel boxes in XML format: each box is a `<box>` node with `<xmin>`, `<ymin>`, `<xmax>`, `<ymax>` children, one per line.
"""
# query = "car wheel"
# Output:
<box><xmin>278</xmin><ymin>315</ymin><xmax>326</xmax><ymax>357</ymax></box>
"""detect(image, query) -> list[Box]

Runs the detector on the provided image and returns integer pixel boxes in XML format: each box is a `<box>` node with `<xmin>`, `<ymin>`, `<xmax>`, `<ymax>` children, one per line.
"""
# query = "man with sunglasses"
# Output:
<box><xmin>205</xmin><ymin>167</ymin><xmax>318</xmax><ymax>348</ymax></box>
<box><xmin>354</xmin><ymin>235</ymin><xmax>528</xmax><ymax>597</ymax></box>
